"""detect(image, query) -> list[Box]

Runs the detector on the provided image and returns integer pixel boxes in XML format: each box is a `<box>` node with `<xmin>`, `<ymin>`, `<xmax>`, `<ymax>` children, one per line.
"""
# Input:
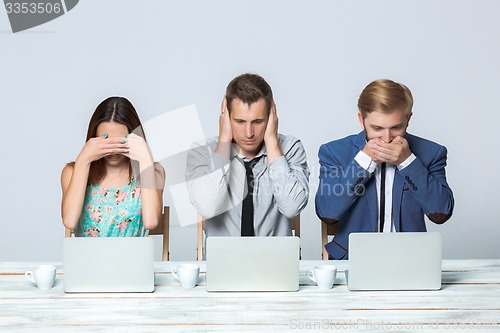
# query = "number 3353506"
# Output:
<box><xmin>5</xmin><ymin>2</ymin><xmax>62</xmax><ymax>14</ymax></box>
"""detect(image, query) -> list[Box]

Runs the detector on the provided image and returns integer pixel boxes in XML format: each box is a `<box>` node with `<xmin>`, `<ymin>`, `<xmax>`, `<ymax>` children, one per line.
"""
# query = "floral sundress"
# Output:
<box><xmin>75</xmin><ymin>178</ymin><xmax>146</xmax><ymax>237</ymax></box>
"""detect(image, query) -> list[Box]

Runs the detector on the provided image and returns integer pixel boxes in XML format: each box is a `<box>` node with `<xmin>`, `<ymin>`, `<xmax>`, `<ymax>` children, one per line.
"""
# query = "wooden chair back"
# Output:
<box><xmin>148</xmin><ymin>206</ymin><xmax>170</xmax><ymax>261</ymax></box>
<box><xmin>321</xmin><ymin>222</ymin><xmax>339</xmax><ymax>260</ymax></box>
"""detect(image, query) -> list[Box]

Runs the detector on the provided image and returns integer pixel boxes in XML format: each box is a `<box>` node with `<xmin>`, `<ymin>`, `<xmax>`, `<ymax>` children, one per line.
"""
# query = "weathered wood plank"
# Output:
<box><xmin>1</xmin><ymin>260</ymin><xmax>499</xmax><ymax>331</ymax></box>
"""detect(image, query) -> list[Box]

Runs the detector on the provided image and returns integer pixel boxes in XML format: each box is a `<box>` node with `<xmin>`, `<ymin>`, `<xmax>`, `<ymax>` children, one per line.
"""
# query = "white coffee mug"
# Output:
<box><xmin>172</xmin><ymin>264</ymin><xmax>200</xmax><ymax>289</ymax></box>
<box><xmin>25</xmin><ymin>264</ymin><xmax>56</xmax><ymax>290</ymax></box>
<box><xmin>307</xmin><ymin>265</ymin><xmax>337</xmax><ymax>289</ymax></box>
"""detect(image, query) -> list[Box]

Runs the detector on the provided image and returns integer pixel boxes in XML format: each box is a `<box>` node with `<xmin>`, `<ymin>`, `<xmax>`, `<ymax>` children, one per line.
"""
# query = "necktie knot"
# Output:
<box><xmin>244</xmin><ymin>160</ymin><xmax>253</xmax><ymax>174</ymax></box>
<box><xmin>245</xmin><ymin>158</ymin><xmax>259</xmax><ymax>171</ymax></box>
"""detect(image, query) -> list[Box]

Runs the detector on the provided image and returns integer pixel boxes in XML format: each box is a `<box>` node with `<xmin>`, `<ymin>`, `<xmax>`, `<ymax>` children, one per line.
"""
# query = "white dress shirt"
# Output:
<box><xmin>354</xmin><ymin>151</ymin><xmax>416</xmax><ymax>232</ymax></box>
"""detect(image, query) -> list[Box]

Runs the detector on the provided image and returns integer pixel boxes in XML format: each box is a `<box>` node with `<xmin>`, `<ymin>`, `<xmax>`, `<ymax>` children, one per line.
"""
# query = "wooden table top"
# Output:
<box><xmin>1</xmin><ymin>260</ymin><xmax>500</xmax><ymax>332</ymax></box>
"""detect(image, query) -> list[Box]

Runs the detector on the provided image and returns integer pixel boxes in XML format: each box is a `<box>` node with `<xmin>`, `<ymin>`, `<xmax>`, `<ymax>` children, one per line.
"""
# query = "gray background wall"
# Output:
<box><xmin>1</xmin><ymin>0</ymin><xmax>499</xmax><ymax>261</ymax></box>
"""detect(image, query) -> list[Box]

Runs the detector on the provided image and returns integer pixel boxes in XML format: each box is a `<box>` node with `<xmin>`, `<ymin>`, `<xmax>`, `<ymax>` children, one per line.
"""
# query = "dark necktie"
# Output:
<box><xmin>379</xmin><ymin>162</ymin><xmax>386</xmax><ymax>232</ymax></box>
<box><xmin>241</xmin><ymin>158</ymin><xmax>259</xmax><ymax>236</ymax></box>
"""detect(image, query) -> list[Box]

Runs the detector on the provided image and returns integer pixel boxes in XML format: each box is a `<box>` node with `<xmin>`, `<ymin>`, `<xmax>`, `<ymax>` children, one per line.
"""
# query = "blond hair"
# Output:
<box><xmin>358</xmin><ymin>79</ymin><xmax>413</xmax><ymax>118</ymax></box>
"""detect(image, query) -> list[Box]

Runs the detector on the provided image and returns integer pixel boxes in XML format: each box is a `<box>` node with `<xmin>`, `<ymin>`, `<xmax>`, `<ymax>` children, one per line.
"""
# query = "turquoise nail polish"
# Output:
<box><xmin>124</xmin><ymin>133</ymin><xmax>129</xmax><ymax>138</ymax></box>
<box><xmin>121</xmin><ymin>139</ymin><xmax>126</xmax><ymax>144</ymax></box>
<box><xmin>103</xmin><ymin>133</ymin><xmax>108</xmax><ymax>138</ymax></box>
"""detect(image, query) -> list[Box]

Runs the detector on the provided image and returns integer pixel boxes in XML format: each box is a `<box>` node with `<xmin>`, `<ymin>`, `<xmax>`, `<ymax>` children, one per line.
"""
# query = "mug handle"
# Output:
<box><xmin>171</xmin><ymin>268</ymin><xmax>179</xmax><ymax>282</ymax></box>
<box><xmin>25</xmin><ymin>271</ymin><xmax>35</xmax><ymax>284</ymax></box>
<box><xmin>306</xmin><ymin>269</ymin><xmax>316</xmax><ymax>283</ymax></box>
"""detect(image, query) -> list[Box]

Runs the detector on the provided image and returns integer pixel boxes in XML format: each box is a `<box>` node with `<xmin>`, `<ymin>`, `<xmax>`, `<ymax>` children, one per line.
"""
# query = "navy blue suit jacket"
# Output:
<box><xmin>315</xmin><ymin>131</ymin><xmax>454</xmax><ymax>259</ymax></box>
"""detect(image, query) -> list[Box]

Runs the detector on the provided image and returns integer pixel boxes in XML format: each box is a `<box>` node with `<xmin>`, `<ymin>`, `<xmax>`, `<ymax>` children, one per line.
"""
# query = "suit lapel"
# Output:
<box><xmin>393</xmin><ymin>133</ymin><xmax>414</xmax><ymax>232</ymax></box>
<box><xmin>392</xmin><ymin>172</ymin><xmax>404</xmax><ymax>232</ymax></box>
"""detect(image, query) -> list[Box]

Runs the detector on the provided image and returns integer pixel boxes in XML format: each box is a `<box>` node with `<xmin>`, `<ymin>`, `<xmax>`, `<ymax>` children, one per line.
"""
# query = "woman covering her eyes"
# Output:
<box><xmin>61</xmin><ymin>97</ymin><xmax>165</xmax><ymax>237</ymax></box>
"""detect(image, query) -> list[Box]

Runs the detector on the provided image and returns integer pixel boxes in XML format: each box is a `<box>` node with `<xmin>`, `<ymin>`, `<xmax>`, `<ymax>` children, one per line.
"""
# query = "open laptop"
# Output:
<box><xmin>347</xmin><ymin>232</ymin><xmax>442</xmax><ymax>291</ymax></box>
<box><xmin>205</xmin><ymin>237</ymin><xmax>300</xmax><ymax>292</ymax></box>
<box><xmin>63</xmin><ymin>237</ymin><xmax>155</xmax><ymax>293</ymax></box>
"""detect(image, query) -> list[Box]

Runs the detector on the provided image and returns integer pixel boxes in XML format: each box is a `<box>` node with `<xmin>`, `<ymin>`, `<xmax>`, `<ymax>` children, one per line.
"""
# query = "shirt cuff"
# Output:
<box><xmin>355</xmin><ymin>150</ymin><xmax>376</xmax><ymax>173</ymax></box>
<box><xmin>397</xmin><ymin>153</ymin><xmax>416</xmax><ymax>170</ymax></box>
